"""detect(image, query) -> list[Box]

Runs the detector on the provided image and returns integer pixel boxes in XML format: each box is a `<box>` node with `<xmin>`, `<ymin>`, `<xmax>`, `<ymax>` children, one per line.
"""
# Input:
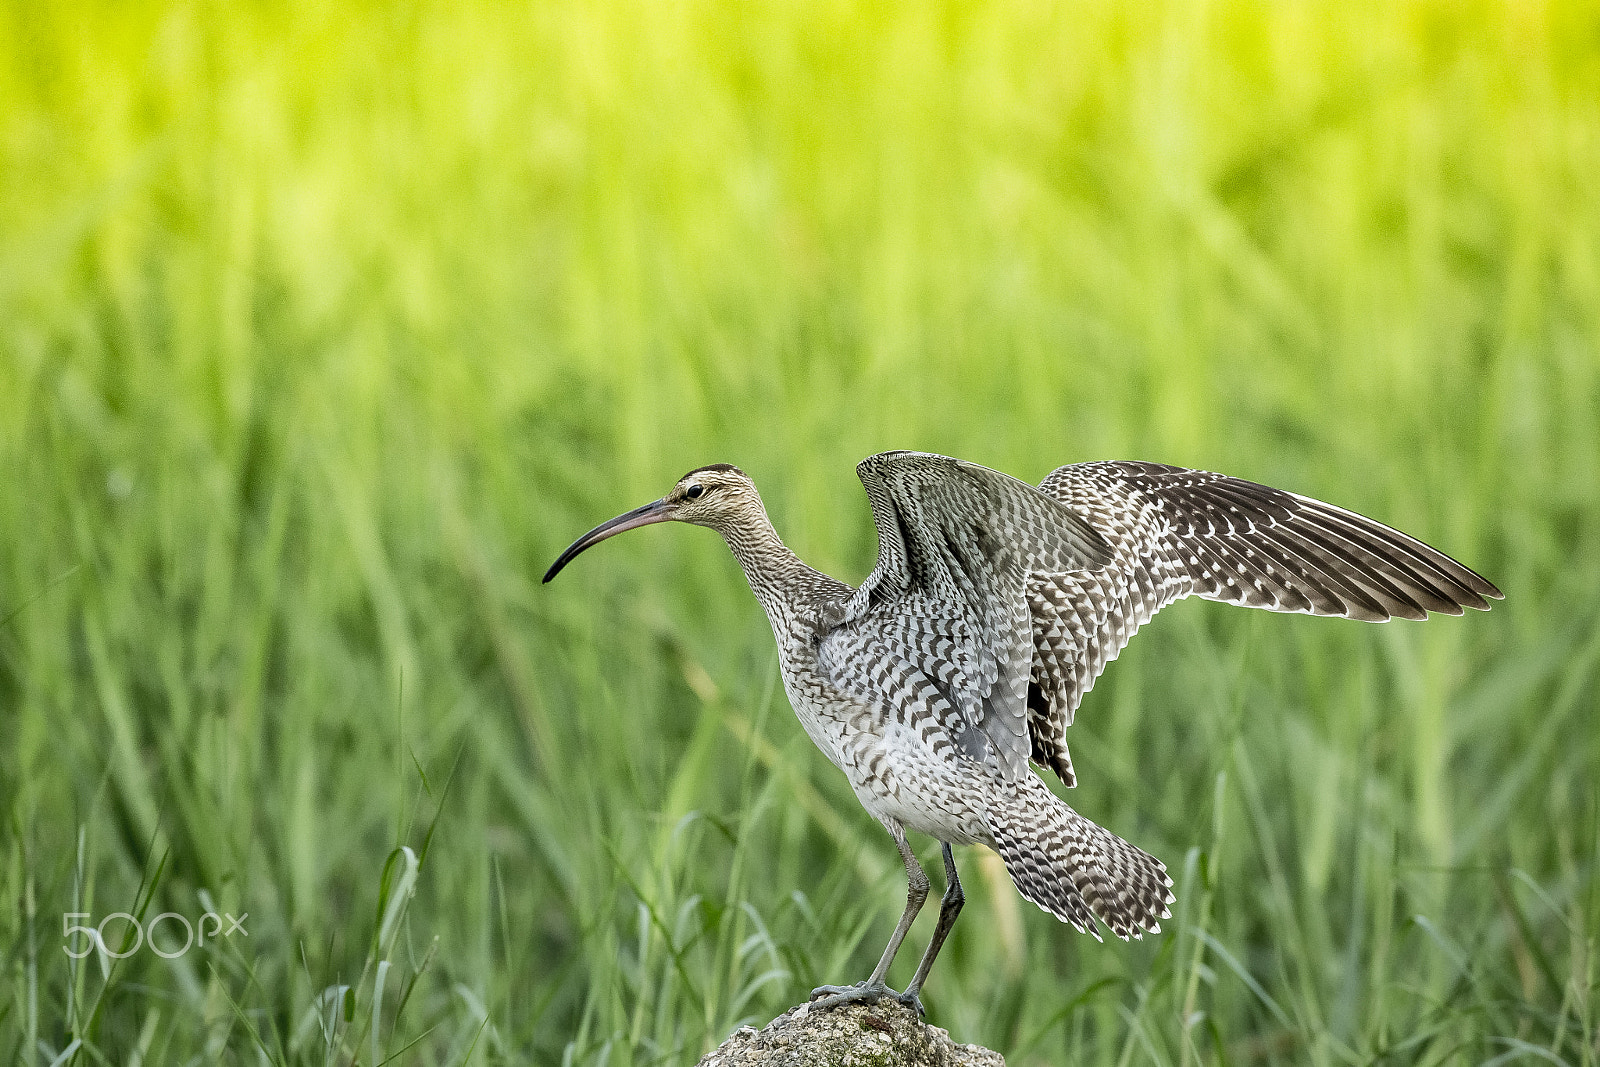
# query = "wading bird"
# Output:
<box><xmin>543</xmin><ymin>453</ymin><xmax>1499</xmax><ymax>1015</ymax></box>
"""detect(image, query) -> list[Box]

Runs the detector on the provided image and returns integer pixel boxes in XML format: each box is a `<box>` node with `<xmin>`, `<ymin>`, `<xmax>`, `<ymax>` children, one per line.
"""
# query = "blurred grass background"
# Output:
<box><xmin>2</xmin><ymin>0</ymin><xmax>1599</xmax><ymax>1063</ymax></box>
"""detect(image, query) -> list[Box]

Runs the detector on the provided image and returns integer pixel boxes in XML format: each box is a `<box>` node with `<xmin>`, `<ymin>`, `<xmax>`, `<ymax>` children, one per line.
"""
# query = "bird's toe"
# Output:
<box><xmin>894</xmin><ymin>989</ymin><xmax>927</xmax><ymax>1018</ymax></box>
<box><xmin>809</xmin><ymin>981</ymin><xmax>895</xmax><ymax>1011</ymax></box>
<box><xmin>809</xmin><ymin>982</ymin><xmax>867</xmax><ymax>1001</ymax></box>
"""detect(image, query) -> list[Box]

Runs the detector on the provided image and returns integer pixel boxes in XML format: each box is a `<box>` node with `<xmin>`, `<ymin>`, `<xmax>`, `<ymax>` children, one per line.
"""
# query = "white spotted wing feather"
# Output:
<box><xmin>1027</xmin><ymin>461</ymin><xmax>1502</xmax><ymax>785</ymax></box>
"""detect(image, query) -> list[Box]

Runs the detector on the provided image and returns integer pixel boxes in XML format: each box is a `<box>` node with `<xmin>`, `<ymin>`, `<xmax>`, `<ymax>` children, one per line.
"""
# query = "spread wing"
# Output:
<box><xmin>1026</xmin><ymin>461</ymin><xmax>1503</xmax><ymax>785</ymax></box>
<box><xmin>816</xmin><ymin>452</ymin><xmax>1113</xmax><ymax>780</ymax></box>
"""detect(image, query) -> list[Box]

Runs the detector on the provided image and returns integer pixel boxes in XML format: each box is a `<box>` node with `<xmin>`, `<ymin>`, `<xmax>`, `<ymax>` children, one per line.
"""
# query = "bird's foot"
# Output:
<box><xmin>808</xmin><ymin>980</ymin><xmax>923</xmax><ymax>1018</ymax></box>
<box><xmin>808</xmin><ymin>980</ymin><xmax>889</xmax><ymax>1011</ymax></box>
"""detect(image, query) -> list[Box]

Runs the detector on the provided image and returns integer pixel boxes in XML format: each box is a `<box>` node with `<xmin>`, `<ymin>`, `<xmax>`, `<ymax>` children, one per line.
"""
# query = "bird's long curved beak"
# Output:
<box><xmin>543</xmin><ymin>498</ymin><xmax>675</xmax><ymax>583</ymax></box>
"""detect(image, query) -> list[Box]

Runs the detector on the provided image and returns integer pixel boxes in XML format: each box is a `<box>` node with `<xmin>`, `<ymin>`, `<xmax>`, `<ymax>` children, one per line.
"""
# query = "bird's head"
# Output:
<box><xmin>542</xmin><ymin>463</ymin><xmax>761</xmax><ymax>582</ymax></box>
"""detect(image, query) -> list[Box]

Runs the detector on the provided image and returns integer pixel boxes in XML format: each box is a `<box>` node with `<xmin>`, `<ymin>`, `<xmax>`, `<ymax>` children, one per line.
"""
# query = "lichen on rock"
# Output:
<box><xmin>697</xmin><ymin>998</ymin><xmax>1004</xmax><ymax>1067</ymax></box>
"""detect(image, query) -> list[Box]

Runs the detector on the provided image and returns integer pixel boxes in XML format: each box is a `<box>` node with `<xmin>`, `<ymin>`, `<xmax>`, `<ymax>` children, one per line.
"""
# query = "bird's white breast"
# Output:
<box><xmin>775</xmin><ymin>635</ymin><xmax>993</xmax><ymax>847</ymax></box>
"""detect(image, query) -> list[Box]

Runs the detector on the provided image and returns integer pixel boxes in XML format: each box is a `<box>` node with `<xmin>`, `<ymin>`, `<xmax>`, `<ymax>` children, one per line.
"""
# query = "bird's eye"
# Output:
<box><xmin>685</xmin><ymin>484</ymin><xmax>705</xmax><ymax>500</ymax></box>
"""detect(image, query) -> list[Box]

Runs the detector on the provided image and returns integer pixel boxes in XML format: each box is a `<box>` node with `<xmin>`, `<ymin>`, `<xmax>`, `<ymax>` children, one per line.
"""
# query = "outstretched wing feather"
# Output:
<box><xmin>1026</xmin><ymin>462</ymin><xmax>1500</xmax><ymax>785</ymax></box>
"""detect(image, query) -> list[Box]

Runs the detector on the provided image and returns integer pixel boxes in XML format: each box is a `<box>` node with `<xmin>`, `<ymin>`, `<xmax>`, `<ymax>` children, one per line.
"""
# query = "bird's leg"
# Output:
<box><xmin>896</xmin><ymin>842</ymin><xmax>965</xmax><ymax>1015</ymax></box>
<box><xmin>864</xmin><ymin>828</ymin><xmax>930</xmax><ymax>986</ymax></box>
<box><xmin>810</xmin><ymin>824</ymin><xmax>928</xmax><ymax>1010</ymax></box>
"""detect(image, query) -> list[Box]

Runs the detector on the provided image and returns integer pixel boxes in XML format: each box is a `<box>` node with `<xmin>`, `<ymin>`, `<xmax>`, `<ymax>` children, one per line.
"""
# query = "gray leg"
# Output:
<box><xmin>866</xmin><ymin>826</ymin><xmax>930</xmax><ymax>984</ymax></box>
<box><xmin>899</xmin><ymin>842</ymin><xmax>964</xmax><ymax>1011</ymax></box>
<box><xmin>810</xmin><ymin>824</ymin><xmax>928</xmax><ymax>1009</ymax></box>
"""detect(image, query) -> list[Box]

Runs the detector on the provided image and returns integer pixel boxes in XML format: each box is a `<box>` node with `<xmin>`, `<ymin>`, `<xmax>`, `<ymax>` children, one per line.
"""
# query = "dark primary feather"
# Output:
<box><xmin>1026</xmin><ymin>461</ymin><xmax>1502</xmax><ymax>785</ymax></box>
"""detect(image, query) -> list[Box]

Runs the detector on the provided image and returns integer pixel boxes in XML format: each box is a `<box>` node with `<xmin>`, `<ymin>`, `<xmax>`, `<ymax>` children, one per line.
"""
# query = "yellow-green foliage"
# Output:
<box><xmin>2</xmin><ymin>1</ymin><xmax>1597</xmax><ymax>1063</ymax></box>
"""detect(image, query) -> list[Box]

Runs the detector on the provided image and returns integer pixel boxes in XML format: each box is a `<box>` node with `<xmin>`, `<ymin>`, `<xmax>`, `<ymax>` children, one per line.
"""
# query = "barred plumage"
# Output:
<box><xmin>985</xmin><ymin>774</ymin><xmax>1174</xmax><ymax>941</ymax></box>
<box><xmin>544</xmin><ymin>451</ymin><xmax>1501</xmax><ymax>1017</ymax></box>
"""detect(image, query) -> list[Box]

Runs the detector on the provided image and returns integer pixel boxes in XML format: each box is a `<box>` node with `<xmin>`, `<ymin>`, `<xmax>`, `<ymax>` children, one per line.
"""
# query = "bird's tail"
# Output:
<box><xmin>984</xmin><ymin>776</ymin><xmax>1173</xmax><ymax>941</ymax></box>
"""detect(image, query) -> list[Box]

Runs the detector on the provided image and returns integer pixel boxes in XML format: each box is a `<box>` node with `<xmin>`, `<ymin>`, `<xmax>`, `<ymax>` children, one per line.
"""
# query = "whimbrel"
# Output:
<box><xmin>543</xmin><ymin>453</ymin><xmax>1500</xmax><ymax>1014</ymax></box>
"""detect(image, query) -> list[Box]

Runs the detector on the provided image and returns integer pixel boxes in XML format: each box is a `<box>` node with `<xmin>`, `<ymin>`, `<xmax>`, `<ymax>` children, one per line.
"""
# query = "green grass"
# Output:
<box><xmin>3</xmin><ymin>0</ymin><xmax>1599</xmax><ymax>1062</ymax></box>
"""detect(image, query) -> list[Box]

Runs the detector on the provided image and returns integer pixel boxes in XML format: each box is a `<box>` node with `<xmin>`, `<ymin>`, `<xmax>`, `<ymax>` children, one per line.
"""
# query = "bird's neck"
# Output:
<box><xmin>717</xmin><ymin>510</ymin><xmax>825</xmax><ymax>628</ymax></box>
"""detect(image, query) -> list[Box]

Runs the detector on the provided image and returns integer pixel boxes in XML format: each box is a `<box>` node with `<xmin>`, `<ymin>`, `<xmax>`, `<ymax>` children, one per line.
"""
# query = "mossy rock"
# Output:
<box><xmin>698</xmin><ymin>998</ymin><xmax>1004</xmax><ymax>1067</ymax></box>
